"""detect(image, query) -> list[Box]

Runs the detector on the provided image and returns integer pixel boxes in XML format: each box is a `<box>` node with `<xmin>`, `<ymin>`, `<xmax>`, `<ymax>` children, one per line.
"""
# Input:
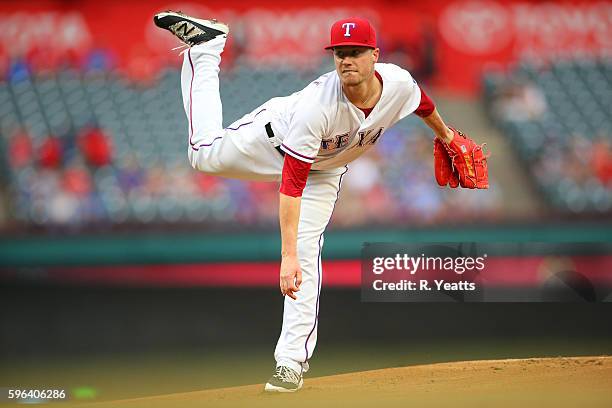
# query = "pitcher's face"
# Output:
<box><xmin>333</xmin><ymin>46</ymin><xmax>379</xmax><ymax>87</ymax></box>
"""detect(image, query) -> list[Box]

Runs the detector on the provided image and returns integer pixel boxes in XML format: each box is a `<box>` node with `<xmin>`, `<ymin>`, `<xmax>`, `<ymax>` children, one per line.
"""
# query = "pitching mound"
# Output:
<box><xmin>86</xmin><ymin>356</ymin><xmax>612</xmax><ymax>408</ymax></box>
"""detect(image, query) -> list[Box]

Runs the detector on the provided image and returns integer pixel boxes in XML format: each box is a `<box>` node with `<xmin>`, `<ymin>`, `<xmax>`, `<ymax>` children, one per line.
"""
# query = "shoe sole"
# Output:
<box><xmin>264</xmin><ymin>378</ymin><xmax>304</xmax><ymax>393</ymax></box>
<box><xmin>153</xmin><ymin>11</ymin><xmax>229</xmax><ymax>35</ymax></box>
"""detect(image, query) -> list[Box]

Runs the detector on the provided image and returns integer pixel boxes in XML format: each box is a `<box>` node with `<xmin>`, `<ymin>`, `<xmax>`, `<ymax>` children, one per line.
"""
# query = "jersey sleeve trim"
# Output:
<box><xmin>414</xmin><ymin>86</ymin><xmax>435</xmax><ymax>117</ymax></box>
<box><xmin>280</xmin><ymin>143</ymin><xmax>316</xmax><ymax>163</ymax></box>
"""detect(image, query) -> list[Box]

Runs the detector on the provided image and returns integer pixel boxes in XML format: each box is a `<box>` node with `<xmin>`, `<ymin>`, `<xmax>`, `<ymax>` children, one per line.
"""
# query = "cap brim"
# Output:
<box><xmin>324</xmin><ymin>42</ymin><xmax>376</xmax><ymax>50</ymax></box>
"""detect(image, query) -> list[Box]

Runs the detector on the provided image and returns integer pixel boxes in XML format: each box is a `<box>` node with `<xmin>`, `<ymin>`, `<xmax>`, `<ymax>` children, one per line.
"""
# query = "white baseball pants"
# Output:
<box><xmin>180</xmin><ymin>38</ymin><xmax>347</xmax><ymax>373</ymax></box>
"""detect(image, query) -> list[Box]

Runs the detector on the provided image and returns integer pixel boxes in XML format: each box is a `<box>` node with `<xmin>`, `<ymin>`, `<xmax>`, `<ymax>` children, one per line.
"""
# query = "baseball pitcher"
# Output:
<box><xmin>153</xmin><ymin>11</ymin><xmax>489</xmax><ymax>393</ymax></box>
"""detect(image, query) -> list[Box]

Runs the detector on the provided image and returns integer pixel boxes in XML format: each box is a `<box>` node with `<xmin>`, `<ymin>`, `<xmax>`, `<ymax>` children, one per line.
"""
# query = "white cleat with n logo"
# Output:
<box><xmin>153</xmin><ymin>11</ymin><xmax>229</xmax><ymax>46</ymax></box>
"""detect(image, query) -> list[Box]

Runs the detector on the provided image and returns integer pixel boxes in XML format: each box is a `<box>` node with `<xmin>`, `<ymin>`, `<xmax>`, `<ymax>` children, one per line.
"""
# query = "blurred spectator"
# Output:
<box><xmin>0</xmin><ymin>49</ymin><xmax>8</xmax><ymax>79</ymax></box>
<box><xmin>83</xmin><ymin>48</ymin><xmax>116</xmax><ymax>72</ymax></box>
<box><xmin>78</xmin><ymin>126</ymin><xmax>113</xmax><ymax>167</ymax></box>
<box><xmin>593</xmin><ymin>137</ymin><xmax>612</xmax><ymax>185</ymax></box>
<box><xmin>194</xmin><ymin>173</ymin><xmax>225</xmax><ymax>197</ymax></box>
<box><xmin>7</xmin><ymin>58</ymin><xmax>30</xmax><ymax>83</ymax></box>
<box><xmin>27</xmin><ymin>44</ymin><xmax>63</xmax><ymax>75</ymax></box>
<box><xmin>8</xmin><ymin>129</ymin><xmax>33</xmax><ymax>168</ymax></box>
<box><xmin>126</xmin><ymin>45</ymin><xmax>159</xmax><ymax>84</ymax></box>
<box><xmin>143</xmin><ymin>163</ymin><xmax>166</xmax><ymax>197</ymax></box>
<box><xmin>117</xmin><ymin>155</ymin><xmax>145</xmax><ymax>193</ymax></box>
<box><xmin>38</xmin><ymin>136</ymin><xmax>63</xmax><ymax>169</ymax></box>
<box><xmin>343</xmin><ymin>157</ymin><xmax>381</xmax><ymax>193</ymax></box>
<box><xmin>62</xmin><ymin>161</ymin><xmax>92</xmax><ymax>198</ymax></box>
<box><xmin>492</xmin><ymin>80</ymin><xmax>547</xmax><ymax>122</ymax></box>
<box><xmin>381</xmin><ymin>21</ymin><xmax>437</xmax><ymax>84</ymax></box>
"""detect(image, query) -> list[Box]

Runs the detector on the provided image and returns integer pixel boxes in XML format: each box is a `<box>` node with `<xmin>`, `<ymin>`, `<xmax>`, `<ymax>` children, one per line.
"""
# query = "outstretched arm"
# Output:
<box><xmin>420</xmin><ymin>107</ymin><xmax>454</xmax><ymax>144</ymax></box>
<box><xmin>413</xmin><ymin>87</ymin><xmax>454</xmax><ymax>143</ymax></box>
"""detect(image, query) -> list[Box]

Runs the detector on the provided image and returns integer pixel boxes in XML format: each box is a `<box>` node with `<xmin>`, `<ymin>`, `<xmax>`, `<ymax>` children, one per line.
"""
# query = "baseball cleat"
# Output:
<box><xmin>153</xmin><ymin>11</ymin><xmax>229</xmax><ymax>46</ymax></box>
<box><xmin>264</xmin><ymin>366</ymin><xmax>304</xmax><ymax>393</ymax></box>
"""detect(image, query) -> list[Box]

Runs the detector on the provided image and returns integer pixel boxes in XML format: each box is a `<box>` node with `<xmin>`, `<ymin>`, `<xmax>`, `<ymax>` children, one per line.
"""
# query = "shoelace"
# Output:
<box><xmin>172</xmin><ymin>44</ymin><xmax>190</xmax><ymax>55</ymax></box>
<box><xmin>172</xmin><ymin>43</ymin><xmax>189</xmax><ymax>51</ymax></box>
<box><xmin>274</xmin><ymin>366</ymin><xmax>300</xmax><ymax>384</ymax></box>
<box><xmin>168</xmin><ymin>23</ymin><xmax>198</xmax><ymax>54</ymax></box>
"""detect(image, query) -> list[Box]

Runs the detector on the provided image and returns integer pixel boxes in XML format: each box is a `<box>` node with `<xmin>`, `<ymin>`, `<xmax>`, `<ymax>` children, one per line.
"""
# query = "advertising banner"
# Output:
<box><xmin>1</xmin><ymin>1</ymin><xmax>609</xmax><ymax>94</ymax></box>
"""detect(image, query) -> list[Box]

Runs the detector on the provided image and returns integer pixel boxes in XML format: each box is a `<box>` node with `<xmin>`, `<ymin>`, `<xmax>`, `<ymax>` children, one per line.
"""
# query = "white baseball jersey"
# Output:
<box><xmin>180</xmin><ymin>37</ymin><xmax>425</xmax><ymax>375</ymax></box>
<box><xmin>262</xmin><ymin>63</ymin><xmax>422</xmax><ymax>171</ymax></box>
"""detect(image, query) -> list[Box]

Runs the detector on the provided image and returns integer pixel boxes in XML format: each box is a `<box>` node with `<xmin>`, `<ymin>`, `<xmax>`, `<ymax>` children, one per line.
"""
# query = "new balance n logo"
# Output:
<box><xmin>179</xmin><ymin>22</ymin><xmax>194</xmax><ymax>36</ymax></box>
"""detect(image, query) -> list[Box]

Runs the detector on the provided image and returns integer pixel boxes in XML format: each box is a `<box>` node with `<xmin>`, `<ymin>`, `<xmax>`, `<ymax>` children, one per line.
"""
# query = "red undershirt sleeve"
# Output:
<box><xmin>279</xmin><ymin>154</ymin><xmax>312</xmax><ymax>197</ymax></box>
<box><xmin>414</xmin><ymin>86</ymin><xmax>435</xmax><ymax>117</ymax></box>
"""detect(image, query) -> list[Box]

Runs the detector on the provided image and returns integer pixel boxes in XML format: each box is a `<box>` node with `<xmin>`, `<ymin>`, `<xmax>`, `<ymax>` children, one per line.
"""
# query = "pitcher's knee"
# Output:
<box><xmin>187</xmin><ymin>147</ymin><xmax>220</xmax><ymax>174</ymax></box>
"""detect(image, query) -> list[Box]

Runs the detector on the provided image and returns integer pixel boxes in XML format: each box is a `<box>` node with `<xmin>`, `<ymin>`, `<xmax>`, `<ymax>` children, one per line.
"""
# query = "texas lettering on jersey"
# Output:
<box><xmin>321</xmin><ymin>132</ymin><xmax>350</xmax><ymax>151</ymax></box>
<box><xmin>358</xmin><ymin>127</ymin><xmax>384</xmax><ymax>146</ymax></box>
<box><xmin>321</xmin><ymin>127</ymin><xmax>384</xmax><ymax>152</ymax></box>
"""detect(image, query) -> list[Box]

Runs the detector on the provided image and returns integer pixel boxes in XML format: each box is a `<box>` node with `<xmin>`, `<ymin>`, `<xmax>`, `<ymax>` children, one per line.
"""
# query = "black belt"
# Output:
<box><xmin>265</xmin><ymin>122</ymin><xmax>285</xmax><ymax>157</ymax></box>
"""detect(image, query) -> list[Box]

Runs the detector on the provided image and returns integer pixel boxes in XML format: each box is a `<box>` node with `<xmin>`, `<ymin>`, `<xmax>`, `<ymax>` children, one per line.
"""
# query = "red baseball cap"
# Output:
<box><xmin>324</xmin><ymin>17</ymin><xmax>377</xmax><ymax>50</ymax></box>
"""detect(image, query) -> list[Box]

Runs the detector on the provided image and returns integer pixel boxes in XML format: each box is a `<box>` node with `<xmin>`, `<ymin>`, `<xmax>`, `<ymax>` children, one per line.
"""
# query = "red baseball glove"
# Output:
<box><xmin>434</xmin><ymin>137</ymin><xmax>459</xmax><ymax>188</ymax></box>
<box><xmin>434</xmin><ymin>128</ymin><xmax>489</xmax><ymax>189</ymax></box>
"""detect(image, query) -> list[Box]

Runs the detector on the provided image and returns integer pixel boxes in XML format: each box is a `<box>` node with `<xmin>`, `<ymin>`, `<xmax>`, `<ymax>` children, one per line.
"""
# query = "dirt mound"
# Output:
<box><xmin>85</xmin><ymin>356</ymin><xmax>612</xmax><ymax>408</ymax></box>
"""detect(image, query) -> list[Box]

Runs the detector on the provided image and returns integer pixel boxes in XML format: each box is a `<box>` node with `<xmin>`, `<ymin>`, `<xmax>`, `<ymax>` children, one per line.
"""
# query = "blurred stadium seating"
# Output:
<box><xmin>0</xmin><ymin>59</ymin><xmax>505</xmax><ymax>230</ymax></box>
<box><xmin>483</xmin><ymin>59</ymin><xmax>612</xmax><ymax>214</ymax></box>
